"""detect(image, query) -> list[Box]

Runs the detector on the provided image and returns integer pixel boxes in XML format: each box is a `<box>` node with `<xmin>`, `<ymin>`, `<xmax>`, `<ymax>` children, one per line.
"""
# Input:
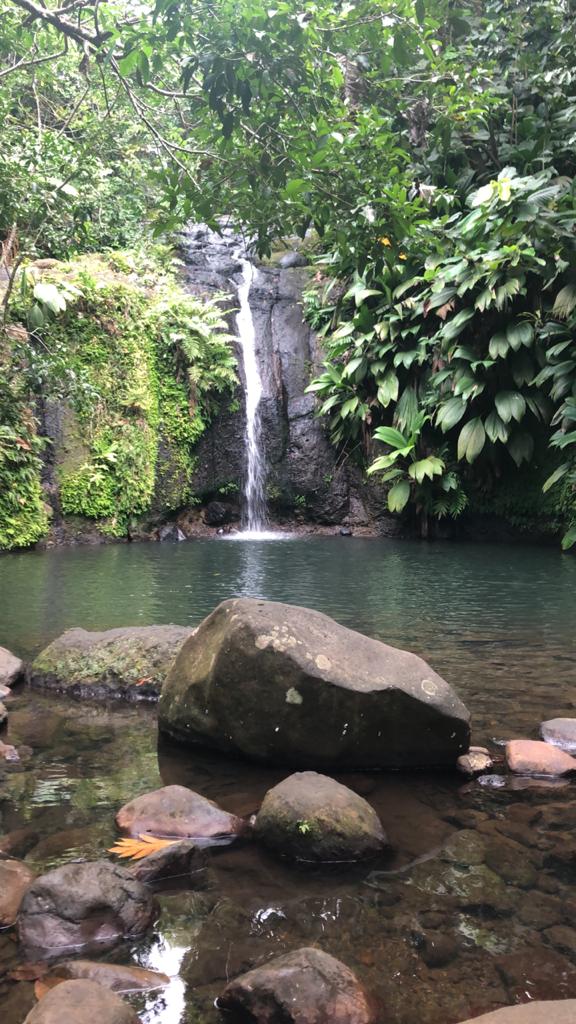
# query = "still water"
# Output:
<box><xmin>1</xmin><ymin>538</ymin><xmax>576</xmax><ymax>1023</ymax></box>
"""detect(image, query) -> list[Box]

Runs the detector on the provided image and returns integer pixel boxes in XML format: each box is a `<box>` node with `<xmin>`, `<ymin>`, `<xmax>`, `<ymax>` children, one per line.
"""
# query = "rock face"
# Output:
<box><xmin>218</xmin><ymin>947</ymin><xmax>374</xmax><ymax>1024</ymax></box>
<box><xmin>0</xmin><ymin>646</ymin><xmax>24</xmax><ymax>687</ymax></box>
<box><xmin>18</xmin><ymin>860</ymin><xmax>157</xmax><ymax>955</ymax></box>
<box><xmin>23</xmin><ymin>979</ymin><xmax>139</xmax><ymax>1024</ymax></box>
<box><xmin>0</xmin><ymin>857</ymin><xmax>34</xmax><ymax>926</ymax></box>
<box><xmin>115</xmin><ymin>784</ymin><xmax>246</xmax><ymax>843</ymax></box>
<box><xmin>255</xmin><ymin>772</ymin><xmax>388</xmax><ymax>862</ymax></box>
<box><xmin>541</xmin><ymin>718</ymin><xmax>576</xmax><ymax>753</ymax></box>
<box><xmin>505</xmin><ymin>739</ymin><xmax>576</xmax><ymax>776</ymax></box>
<box><xmin>30</xmin><ymin>625</ymin><xmax>193</xmax><ymax>701</ymax></box>
<box><xmin>181</xmin><ymin>226</ymin><xmax>396</xmax><ymax>532</ymax></box>
<box><xmin>159</xmin><ymin>598</ymin><xmax>470</xmax><ymax>769</ymax></box>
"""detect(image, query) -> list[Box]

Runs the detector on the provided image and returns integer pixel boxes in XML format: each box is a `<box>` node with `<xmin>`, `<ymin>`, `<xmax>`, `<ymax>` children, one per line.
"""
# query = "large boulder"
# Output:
<box><xmin>115</xmin><ymin>784</ymin><xmax>247</xmax><ymax>844</ymax></box>
<box><xmin>0</xmin><ymin>857</ymin><xmax>34</xmax><ymax>926</ymax></box>
<box><xmin>30</xmin><ymin>625</ymin><xmax>193</xmax><ymax>702</ymax></box>
<box><xmin>17</xmin><ymin>860</ymin><xmax>157</xmax><ymax>956</ymax></box>
<box><xmin>158</xmin><ymin>598</ymin><xmax>470</xmax><ymax>768</ymax></box>
<box><xmin>23</xmin><ymin>979</ymin><xmax>138</xmax><ymax>1024</ymax></box>
<box><xmin>254</xmin><ymin>772</ymin><xmax>388</xmax><ymax>862</ymax></box>
<box><xmin>0</xmin><ymin>645</ymin><xmax>25</xmax><ymax>687</ymax></box>
<box><xmin>218</xmin><ymin>946</ymin><xmax>374</xmax><ymax>1024</ymax></box>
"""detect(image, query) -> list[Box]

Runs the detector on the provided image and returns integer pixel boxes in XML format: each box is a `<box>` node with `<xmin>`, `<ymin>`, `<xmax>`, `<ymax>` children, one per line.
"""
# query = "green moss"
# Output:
<box><xmin>1</xmin><ymin>248</ymin><xmax>237</xmax><ymax>547</ymax></box>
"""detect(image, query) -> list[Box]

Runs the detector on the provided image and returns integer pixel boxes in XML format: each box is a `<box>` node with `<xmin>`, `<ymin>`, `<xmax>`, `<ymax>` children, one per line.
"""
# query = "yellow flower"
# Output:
<box><xmin>379</xmin><ymin>236</ymin><xmax>392</xmax><ymax>246</ymax></box>
<box><xmin>399</xmin><ymin>253</ymin><xmax>407</xmax><ymax>260</ymax></box>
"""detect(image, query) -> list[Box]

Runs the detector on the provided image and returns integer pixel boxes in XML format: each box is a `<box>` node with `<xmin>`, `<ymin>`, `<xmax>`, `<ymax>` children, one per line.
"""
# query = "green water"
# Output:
<box><xmin>1</xmin><ymin>537</ymin><xmax>576</xmax><ymax>1024</ymax></box>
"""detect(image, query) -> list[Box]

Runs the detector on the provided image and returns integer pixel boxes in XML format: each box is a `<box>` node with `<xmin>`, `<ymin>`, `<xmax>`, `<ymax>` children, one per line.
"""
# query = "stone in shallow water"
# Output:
<box><xmin>129</xmin><ymin>838</ymin><xmax>208</xmax><ymax>883</ymax></box>
<box><xmin>541</xmin><ymin>718</ymin><xmax>576</xmax><ymax>753</ymax></box>
<box><xmin>457</xmin><ymin>747</ymin><xmax>493</xmax><ymax>775</ymax></box>
<box><xmin>0</xmin><ymin>857</ymin><xmax>34</xmax><ymax>926</ymax></box>
<box><xmin>23</xmin><ymin>979</ymin><xmax>138</xmax><ymax>1024</ymax></box>
<box><xmin>505</xmin><ymin>739</ymin><xmax>576</xmax><ymax>777</ymax></box>
<box><xmin>17</xmin><ymin>860</ymin><xmax>158</xmax><ymax>957</ymax></box>
<box><xmin>30</xmin><ymin>625</ymin><xmax>194</xmax><ymax>702</ymax></box>
<box><xmin>116</xmin><ymin>784</ymin><xmax>246</xmax><ymax>843</ymax></box>
<box><xmin>441</xmin><ymin>830</ymin><xmax>486</xmax><ymax>867</ymax></box>
<box><xmin>254</xmin><ymin>771</ymin><xmax>388</xmax><ymax>862</ymax></box>
<box><xmin>159</xmin><ymin>597</ymin><xmax>470</xmax><ymax>769</ymax></box>
<box><xmin>218</xmin><ymin>947</ymin><xmax>375</xmax><ymax>1024</ymax></box>
<box><xmin>0</xmin><ymin>645</ymin><xmax>24</xmax><ymax>687</ymax></box>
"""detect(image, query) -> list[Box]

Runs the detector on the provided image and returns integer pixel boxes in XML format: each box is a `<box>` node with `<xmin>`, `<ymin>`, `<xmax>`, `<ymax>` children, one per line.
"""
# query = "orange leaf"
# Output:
<box><xmin>108</xmin><ymin>834</ymin><xmax>180</xmax><ymax>861</ymax></box>
<box><xmin>135</xmin><ymin>676</ymin><xmax>152</xmax><ymax>686</ymax></box>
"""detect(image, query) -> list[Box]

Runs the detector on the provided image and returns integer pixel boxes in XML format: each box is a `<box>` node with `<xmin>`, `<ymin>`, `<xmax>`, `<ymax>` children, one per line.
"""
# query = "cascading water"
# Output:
<box><xmin>235</xmin><ymin>258</ymin><xmax>269</xmax><ymax>534</ymax></box>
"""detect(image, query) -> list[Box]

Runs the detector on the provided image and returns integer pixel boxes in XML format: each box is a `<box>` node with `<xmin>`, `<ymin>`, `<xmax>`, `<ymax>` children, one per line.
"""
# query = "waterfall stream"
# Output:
<box><xmin>235</xmin><ymin>258</ymin><xmax>269</xmax><ymax>534</ymax></box>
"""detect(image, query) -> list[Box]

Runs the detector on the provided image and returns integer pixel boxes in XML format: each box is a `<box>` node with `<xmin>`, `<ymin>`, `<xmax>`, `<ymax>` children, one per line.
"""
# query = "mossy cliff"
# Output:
<box><xmin>0</xmin><ymin>249</ymin><xmax>237</xmax><ymax>550</ymax></box>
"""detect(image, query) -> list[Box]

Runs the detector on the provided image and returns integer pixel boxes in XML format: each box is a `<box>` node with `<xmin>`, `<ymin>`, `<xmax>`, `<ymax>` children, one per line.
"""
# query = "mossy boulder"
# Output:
<box><xmin>30</xmin><ymin>625</ymin><xmax>193</xmax><ymax>701</ymax></box>
<box><xmin>158</xmin><ymin>597</ymin><xmax>470</xmax><ymax>769</ymax></box>
<box><xmin>254</xmin><ymin>771</ymin><xmax>388</xmax><ymax>862</ymax></box>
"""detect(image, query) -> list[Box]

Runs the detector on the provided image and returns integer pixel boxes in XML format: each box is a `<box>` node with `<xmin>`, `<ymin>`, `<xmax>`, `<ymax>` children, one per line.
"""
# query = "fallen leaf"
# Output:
<box><xmin>108</xmin><ymin>833</ymin><xmax>179</xmax><ymax>860</ymax></box>
<box><xmin>135</xmin><ymin>676</ymin><xmax>152</xmax><ymax>686</ymax></box>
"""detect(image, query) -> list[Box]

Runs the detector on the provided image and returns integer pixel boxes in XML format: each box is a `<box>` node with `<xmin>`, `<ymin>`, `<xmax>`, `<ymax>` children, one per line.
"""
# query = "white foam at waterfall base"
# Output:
<box><xmin>235</xmin><ymin>257</ymin><xmax>271</xmax><ymax>534</ymax></box>
<box><xmin>224</xmin><ymin>528</ymin><xmax>291</xmax><ymax>541</ymax></box>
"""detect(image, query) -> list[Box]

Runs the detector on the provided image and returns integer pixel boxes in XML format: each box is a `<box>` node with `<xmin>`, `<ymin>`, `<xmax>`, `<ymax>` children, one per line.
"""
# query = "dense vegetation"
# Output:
<box><xmin>1</xmin><ymin>0</ymin><xmax>575</xmax><ymax>546</ymax></box>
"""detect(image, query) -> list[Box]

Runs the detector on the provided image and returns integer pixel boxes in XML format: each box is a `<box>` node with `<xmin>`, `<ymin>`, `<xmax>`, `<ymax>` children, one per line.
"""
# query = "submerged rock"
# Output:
<box><xmin>541</xmin><ymin>718</ymin><xmax>576</xmax><ymax>753</ymax></box>
<box><xmin>505</xmin><ymin>739</ymin><xmax>576</xmax><ymax>777</ymax></box>
<box><xmin>0</xmin><ymin>857</ymin><xmax>34</xmax><ymax>926</ymax></box>
<box><xmin>30</xmin><ymin>625</ymin><xmax>193</xmax><ymax>701</ymax></box>
<box><xmin>23</xmin><ymin>979</ymin><xmax>138</xmax><ymax>1024</ymax></box>
<box><xmin>254</xmin><ymin>771</ymin><xmax>388</xmax><ymax>862</ymax></box>
<box><xmin>115</xmin><ymin>784</ymin><xmax>246</xmax><ymax>844</ymax></box>
<box><xmin>0</xmin><ymin>645</ymin><xmax>25</xmax><ymax>687</ymax></box>
<box><xmin>158</xmin><ymin>598</ymin><xmax>470</xmax><ymax>768</ymax></box>
<box><xmin>129</xmin><ymin>838</ymin><xmax>207</xmax><ymax>883</ymax></box>
<box><xmin>457</xmin><ymin>1002</ymin><xmax>576</xmax><ymax>1024</ymax></box>
<box><xmin>18</xmin><ymin>860</ymin><xmax>157</xmax><ymax>956</ymax></box>
<box><xmin>36</xmin><ymin>960</ymin><xmax>170</xmax><ymax>993</ymax></box>
<box><xmin>218</xmin><ymin>946</ymin><xmax>374</xmax><ymax>1024</ymax></box>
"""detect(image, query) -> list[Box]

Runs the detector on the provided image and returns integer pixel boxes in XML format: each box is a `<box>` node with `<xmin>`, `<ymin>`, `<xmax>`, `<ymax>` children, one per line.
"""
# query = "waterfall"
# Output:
<box><xmin>236</xmin><ymin>258</ymin><xmax>268</xmax><ymax>533</ymax></box>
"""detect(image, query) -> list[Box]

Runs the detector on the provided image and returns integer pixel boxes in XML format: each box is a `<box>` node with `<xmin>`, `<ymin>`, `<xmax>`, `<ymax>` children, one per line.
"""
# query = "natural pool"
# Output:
<box><xmin>1</xmin><ymin>538</ymin><xmax>576</xmax><ymax>1024</ymax></box>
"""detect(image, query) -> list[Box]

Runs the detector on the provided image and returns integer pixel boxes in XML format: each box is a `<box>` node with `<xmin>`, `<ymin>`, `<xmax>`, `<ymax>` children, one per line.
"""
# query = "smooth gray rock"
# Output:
<box><xmin>159</xmin><ymin>597</ymin><xmax>470</xmax><ymax>769</ymax></box>
<box><xmin>18</xmin><ymin>860</ymin><xmax>157</xmax><ymax>956</ymax></box>
<box><xmin>541</xmin><ymin>718</ymin><xmax>576</xmax><ymax>753</ymax></box>
<box><xmin>255</xmin><ymin>771</ymin><xmax>388</xmax><ymax>861</ymax></box>
<box><xmin>0</xmin><ymin>646</ymin><xmax>24</xmax><ymax>687</ymax></box>
<box><xmin>23</xmin><ymin>980</ymin><xmax>139</xmax><ymax>1024</ymax></box>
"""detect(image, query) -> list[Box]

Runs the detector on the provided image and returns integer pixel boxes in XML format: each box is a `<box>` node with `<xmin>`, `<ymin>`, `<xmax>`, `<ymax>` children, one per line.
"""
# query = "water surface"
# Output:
<box><xmin>1</xmin><ymin>538</ymin><xmax>576</xmax><ymax>1024</ymax></box>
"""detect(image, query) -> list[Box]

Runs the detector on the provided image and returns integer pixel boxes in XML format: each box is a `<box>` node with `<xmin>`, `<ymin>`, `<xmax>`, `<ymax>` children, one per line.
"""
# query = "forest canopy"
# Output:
<box><xmin>1</xmin><ymin>0</ymin><xmax>575</xmax><ymax>544</ymax></box>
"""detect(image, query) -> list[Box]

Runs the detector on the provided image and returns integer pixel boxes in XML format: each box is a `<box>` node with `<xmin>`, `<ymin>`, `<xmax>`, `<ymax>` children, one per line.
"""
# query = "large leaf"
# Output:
<box><xmin>488</xmin><ymin>332</ymin><xmax>509</xmax><ymax>359</ymax></box>
<box><xmin>377</xmin><ymin>371</ymin><xmax>399</xmax><ymax>408</ymax></box>
<box><xmin>543</xmin><ymin>463</ymin><xmax>570</xmax><ymax>492</ymax></box>
<box><xmin>553</xmin><ymin>283</ymin><xmax>576</xmax><ymax>320</ymax></box>
<box><xmin>457</xmin><ymin>417</ymin><xmax>486</xmax><ymax>463</ymax></box>
<box><xmin>495</xmin><ymin>391</ymin><xmax>526</xmax><ymax>423</ymax></box>
<box><xmin>485</xmin><ymin>411</ymin><xmax>509</xmax><ymax>443</ymax></box>
<box><xmin>408</xmin><ymin>456</ymin><xmax>445</xmax><ymax>483</ymax></box>
<box><xmin>436</xmin><ymin>396</ymin><xmax>466</xmax><ymax>432</ymax></box>
<box><xmin>108</xmin><ymin>834</ymin><xmax>179</xmax><ymax>860</ymax></box>
<box><xmin>387</xmin><ymin>479</ymin><xmax>411</xmax><ymax>513</ymax></box>
<box><xmin>506</xmin><ymin>321</ymin><xmax>534</xmax><ymax>351</ymax></box>
<box><xmin>561</xmin><ymin>527</ymin><xmax>576</xmax><ymax>551</ymax></box>
<box><xmin>507</xmin><ymin>431</ymin><xmax>534</xmax><ymax>466</ymax></box>
<box><xmin>373</xmin><ymin>426</ymin><xmax>408</xmax><ymax>449</ymax></box>
<box><xmin>441</xmin><ymin>308</ymin><xmax>475</xmax><ymax>341</ymax></box>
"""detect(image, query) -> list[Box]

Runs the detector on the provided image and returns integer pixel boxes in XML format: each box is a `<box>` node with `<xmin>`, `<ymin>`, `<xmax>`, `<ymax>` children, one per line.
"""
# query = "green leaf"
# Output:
<box><xmin>495</xmin><ymin>391</ymin><xmax>526</xmax><ymax>424</ymax></box>
<box><xmin>373</xmin><ymin>426</ymin><xmax>408</xmax><ymax>449</ymax></box>
<box><xmin>377</xmin><ymin>372</ymin><xmax>399</xmax><ymax>408</ymax></box>
<box><xmin>485</xmin><ymin>411</ymin><xmax>509</xmax><ymax>443</ymax></box>
<box><xmin>543</xmin><ymin>463</ymin><xmax>570</xmax><ymax>492</ymax></box>
<box><xmin>387</xmin><ymin>479</ymin><xmax>411</xmax><ymax>513</ymax></box>
<box><xmin>441</xmin><ymin>308</ymin><xmax>475</xmax><ymax>341</ymax></box>
<box><xmin>507</xmin><ymin>431</ymin><xmax>534</xmax><ymax>467</ymax></box>
<box><xmin>506</xmin><ymin>321</ymin><xmax>534</xmax><ymax>351</ymax></box>
<box><xmin>457</xmin><ymin>418</ymin><xmax>486</xmax><ymax>463</ymax></box>
<box><xmin>33</xmin><ymin>282</ymin><xmax>66</xmax><ymax>314</ymax></box>
<box><xmin>408</xmin><ymin>456</ymin><xmax>445</xmax><ymax>483</ymax></box>
<box><xmin>553</xmin><ymin>283</ymin><xmax>576</xmax><ymax>320</ymax></box>
<box><xmin>561</xmin><ymin>527</ymin><xmax>576</xmax><ymax>551</ymax></box>
<box><xmin>488</xmin><ymin>332</ymin><xmax>509</xmax><ymax>359</ymax></box>
<box><xmin>436</xmin><ymin>396</ymin><xmax>466</xmax><ymax>432</ymax></box>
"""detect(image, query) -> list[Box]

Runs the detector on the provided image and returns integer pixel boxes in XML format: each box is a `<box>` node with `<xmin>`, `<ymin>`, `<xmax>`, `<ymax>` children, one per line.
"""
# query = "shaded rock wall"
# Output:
<box><xmin>181</xmin><ymin>226</ymin><xmax>397</xmax><ymax>532</ymax></box>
